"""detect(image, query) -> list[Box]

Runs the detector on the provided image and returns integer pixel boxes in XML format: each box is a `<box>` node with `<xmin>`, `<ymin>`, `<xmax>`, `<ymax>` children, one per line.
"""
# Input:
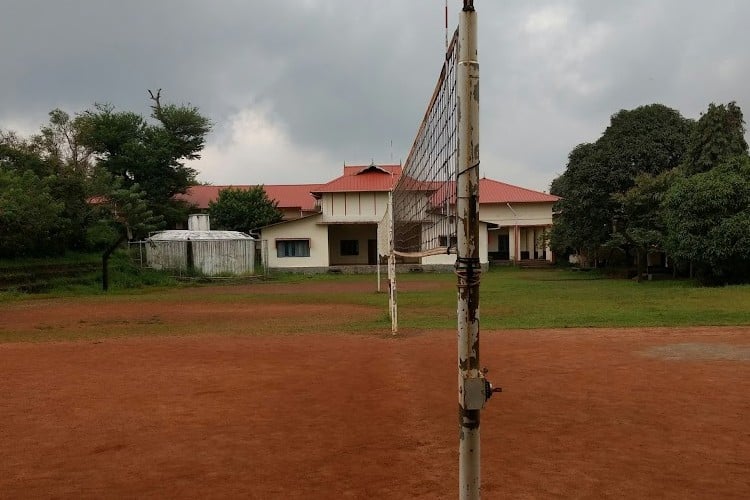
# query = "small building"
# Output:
<box><xmin>146</xmin><ymin>215</ymin><xmax>256</xmax><ymax>276</ymax></box>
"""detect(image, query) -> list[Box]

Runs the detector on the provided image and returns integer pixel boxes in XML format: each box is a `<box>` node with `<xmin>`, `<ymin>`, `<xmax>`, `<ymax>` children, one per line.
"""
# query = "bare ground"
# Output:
<box><xmin>1</xmin><ymin>285</ymin><xmax>749</xmax><ymax>499</ymax></box>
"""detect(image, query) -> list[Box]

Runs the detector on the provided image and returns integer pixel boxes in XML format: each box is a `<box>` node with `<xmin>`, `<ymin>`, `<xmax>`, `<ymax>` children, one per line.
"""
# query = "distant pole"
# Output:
<box><xmin>387</xmin><ymin>191</ymin><xmax>398</xmax><ymax>334</ymax></box>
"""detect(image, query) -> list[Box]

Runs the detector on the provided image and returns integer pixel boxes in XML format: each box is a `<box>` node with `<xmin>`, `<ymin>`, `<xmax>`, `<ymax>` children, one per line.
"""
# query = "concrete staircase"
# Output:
<box><xmin>519</xmin><ymin>259</ymin><xmax>554</xmax><ymax>269</ymax></box>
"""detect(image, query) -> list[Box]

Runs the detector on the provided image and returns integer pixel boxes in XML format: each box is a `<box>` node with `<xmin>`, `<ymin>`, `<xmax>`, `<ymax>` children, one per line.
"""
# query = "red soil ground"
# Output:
<box><xmin>1</xmin><ymin>287</ymin><xmax>749</xmax><ymax>499</ymax></box>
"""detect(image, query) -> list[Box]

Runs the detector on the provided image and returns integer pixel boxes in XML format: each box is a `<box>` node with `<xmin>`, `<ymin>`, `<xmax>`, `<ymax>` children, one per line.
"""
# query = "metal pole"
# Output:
<box><xmin>377</xmin><ymin>223</ymin><xmax>382</xmax><ymax>293</ymax></box>
<box><xmin>456</xmin><ymin>1</ymin><xmax>486</xmax><ymax>498</ymax></box>
<box><xmin>387</xmin><ymin>191</ymin><xmax>398</xmax><ymax>334</ymax></box>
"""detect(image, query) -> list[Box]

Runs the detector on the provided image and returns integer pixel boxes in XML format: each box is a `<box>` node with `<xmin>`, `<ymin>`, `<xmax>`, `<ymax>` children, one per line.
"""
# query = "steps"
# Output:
<box><xmin>518</xmin><ymin>259</ymin><xmax>554</xmax><ymax>269</ymax></box>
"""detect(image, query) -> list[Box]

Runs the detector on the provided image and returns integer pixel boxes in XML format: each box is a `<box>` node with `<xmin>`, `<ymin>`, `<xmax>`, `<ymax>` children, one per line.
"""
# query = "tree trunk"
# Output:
<box><xmin>636</xmin><ymin>249</ymin><xmax>644</xmax><ymax>283</ymax></box>
<box><xmin>102</xmin><ymin>233</ymin><xmax>127</xmax><ymax>291</ymax></box>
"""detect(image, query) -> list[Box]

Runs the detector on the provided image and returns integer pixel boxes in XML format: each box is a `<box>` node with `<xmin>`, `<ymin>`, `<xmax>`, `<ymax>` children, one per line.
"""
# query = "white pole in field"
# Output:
<box><xmin>457</xmin><ymin>2</ymin><xmax>490</xmax><ymax>498</ymax></box>
<box><xmin>377</xmin><ymin>228</ymin><xmax>382</xmax><ymax>293</ymax></box>
<box><xmin>387</xmin><ymin>191</ymin><xmax>398</xmax><ymax>334</ymax></box>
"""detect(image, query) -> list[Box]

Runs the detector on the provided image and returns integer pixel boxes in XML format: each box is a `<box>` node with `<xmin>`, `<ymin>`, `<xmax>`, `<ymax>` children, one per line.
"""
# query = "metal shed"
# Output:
<box><xmin>146</xmin><ymin>222</ymin><xmax>256</xmax><ymax>276</ymax></box>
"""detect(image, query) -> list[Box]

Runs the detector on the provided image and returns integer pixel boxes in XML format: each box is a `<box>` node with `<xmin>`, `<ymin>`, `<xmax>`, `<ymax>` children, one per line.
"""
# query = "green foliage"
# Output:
<box><xmin>612</xmin><ymin>170</ymin><xmax>677</xmax><ymax>278</ymax></box>
<box><xmin>0</xmin><ymin>168</ymin><xmax>63</xmax><ymax>257</ymax></box>
<box><xmin>32</xmin><ymin>108</ymin><xmax>94</xmax><ymax>175</ymax></box>
<box><xmin>208</xmin><ymin>186</ymin><xmax>283</xmax><ymax>232</ymax></box>
<box><xmin>663</xmin><ymin>156</ymin><xmax>750</xmax><ymax>284</ymax></box>
<box><xmin>684</xmin><ymin>102</ymin><xmax>748</xmax><ymax>175</ymax></box>
<box><xmin>0</xmin><ymin>92</ymin><xmax>209</xmax><ymax>262</ymax></box>
<box><xmin>0</xmin><ymin>251</ymin><xmax>175</xmax><ymax>298</ymax></box>
<box><xmin>550</xmin><ymin>143</ymin><xmax>611</xmax><ymax>260</ymax></box>
<box><xmin>79</xmin><ymin>92</ymin><xmax>211</xmax><ymax>227</ymax></box>
<box><xmin>551</xmin><ymin>104</ymin><xmax>693</xmax><ymax>263</ymax></box>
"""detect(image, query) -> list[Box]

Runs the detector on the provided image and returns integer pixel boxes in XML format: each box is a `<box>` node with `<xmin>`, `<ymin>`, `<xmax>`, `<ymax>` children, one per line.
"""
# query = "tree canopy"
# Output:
<box><xmin>662</xmin><ymin>103</ymin><xmax>750</xmax><ymax>284</ymax></box>
<box><xmin>0</xmin><ymin>91</ymin><xmax>212</xmax><ymax>289</ymax></box>
<box><xmin>550</xmin><ymin>104</ymin><xmax>693</xmax><ymax>265</ymax></box>
<box><xmin>79</xmin><ymin>90</ymin><xmax>211</xmax><ymax>227</ymax></box>
<box><xmin>208</xmin><ymin>186</ymin><xmax>283</xmax><ymax>233</ymax></box>
<box><xmin>553</xmin><ymin>100</ymin><xmax>750</xmax><ymax>284</ymax></box>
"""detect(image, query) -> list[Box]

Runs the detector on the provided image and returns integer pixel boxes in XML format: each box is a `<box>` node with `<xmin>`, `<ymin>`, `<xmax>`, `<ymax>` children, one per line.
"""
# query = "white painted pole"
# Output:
<box><xmin>387</xmin><ymin>191</ymin><xmax>398</xmax><ymax>334</ymax></box>
<box><xmin>456</xmin><ymin>1</ymin><xmax>482</xmax><ymax>498</ymax></box>
<box><xmin>377</xmin><ymin>227</ymin><xmax>382</xmax><ymax>292</ymax></box>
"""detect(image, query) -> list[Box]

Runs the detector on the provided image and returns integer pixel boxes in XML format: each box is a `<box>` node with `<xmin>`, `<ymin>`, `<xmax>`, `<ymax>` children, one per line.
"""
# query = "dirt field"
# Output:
<box><xmin>1</xmin><ymin>284</ymin><xmax>749</xmax><ymax>498</ymax></box>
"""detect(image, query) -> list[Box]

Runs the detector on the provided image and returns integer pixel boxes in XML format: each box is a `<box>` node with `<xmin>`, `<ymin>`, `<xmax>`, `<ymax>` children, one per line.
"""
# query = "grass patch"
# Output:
<box><xmin>0</xmin><ymin>251</ymin><xmax>177</xmax><ymax>299</ymax></box>
<box><xmin>394</xmin><ymin>267</ymin><xmax>750</xmax><ymax>329</ymax></box>
<box><xmin>2</xmin><ymin>266</ymin><xmax>750</xmax><ymax>343</ymax></box>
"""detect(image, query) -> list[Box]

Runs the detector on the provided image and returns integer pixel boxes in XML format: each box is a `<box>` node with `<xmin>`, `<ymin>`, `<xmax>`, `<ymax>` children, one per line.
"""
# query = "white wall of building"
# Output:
<box><xmin>423</xmin><ymin>222</ymin><xmax>489</xmax><ymax>265</ymax></box>
<box><xmin>322</xmin><ymin>192</ymin><xmax>389</xmax><ymax>220</ymax></box>
<box><xmin>479</xmin><ymin>202</ymin><xmax>554</xmax><ymax>226</ymax></box>
<box><xmin>261</xmin><ymin>215</ymin><xmax>329</xmax><ymax>268</ymax></box>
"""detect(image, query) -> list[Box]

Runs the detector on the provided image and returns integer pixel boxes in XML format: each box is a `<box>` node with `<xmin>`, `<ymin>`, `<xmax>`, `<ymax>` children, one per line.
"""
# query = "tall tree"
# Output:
<box><xmin>550</xmin><ymin>143</ymin><xmax>611</xmax><ymax>264</ymax></box>
<box><xmin>662</xmin><ymin>102</ymin><xmax>750</xmax><ymax>284</ymax></box>
<box><xmin>79</xmin><ymin>90</ymin><xmax>212</xmax><ymax>227</ymax></box>
<box><xmin>0</xmin><ymin>168</ymin><xmax>63</xmax><ymax>257</ymax></box>
<box><xmin>1</xmin><ymin>128</ymin><xmax>88</xmax><ymax>255</ymax></box>
<box><xmin>87</xmin><ymin>172</ymin><xmax>164</xmax><ymax>290</ymax></box>
<box><xmin>683</xmin><ymin>102</ymin><xmax>748</xmax><ymax>176</ymax></box>
<box><xmin>79</xmin><ymin>90</ymin><xmax>211</xmax><ymax>289</ymax></box>
<box><xmin>32</xmin><ymin>108</ymin><xmax>94</xmax><ymax>175</ymax></box>
<box><xmin>208</xmin><ymin>186</ymin><xmax>283</xmax><ymax>233</ymax></box>
<box><xmin>551</xmin><ymin>104</ymin><xmax>693</xmax><ymax>266</ymax></box>
<box><xmin>663</xmin><ymin>156</ymin><xmax>750</xmax><ymax>284</ymax></box>
<box><xmin>612</xmin><ymin>170</ymin><xmax>676</xmax><ymax>280</ymax></box>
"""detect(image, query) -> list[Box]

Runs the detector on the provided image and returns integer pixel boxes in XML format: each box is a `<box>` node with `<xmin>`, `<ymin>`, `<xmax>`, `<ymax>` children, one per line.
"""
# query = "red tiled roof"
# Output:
<box><xmin>431</xmin><ymin>179</ymin><xmax>559</xmax><ymax>206</ymax></box>
<box><xmin>177</xmin><ymin>168</ymin><xmax>556</xmax><ymax>210</ymax></box>
<box><xmin>311</xmin><ymin>165</ymin><xmax>401</xmax><ymax>197</ymax></box>
<box><xmin>479</xmin><ymin>178</ymin><xmax>559</xmax><ymax>203</ymax></box>
<box><xmin>177</xmin><ymin>184</ymin><xmax>319</xmax><ymax>211</ymax></box>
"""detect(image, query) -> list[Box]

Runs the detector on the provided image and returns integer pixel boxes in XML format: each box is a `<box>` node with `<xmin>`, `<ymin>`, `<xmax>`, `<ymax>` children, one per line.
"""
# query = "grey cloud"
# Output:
<box><xmin>2</xmin><ymin>0</ymin><xmax>750</xmax><ymax>191</ymax></box>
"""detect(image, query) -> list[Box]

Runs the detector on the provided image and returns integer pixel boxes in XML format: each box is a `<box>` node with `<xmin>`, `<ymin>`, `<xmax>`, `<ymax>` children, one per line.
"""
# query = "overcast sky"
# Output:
<box><xmin>2</xmin><ymin>0</ymin><xmax>749</xmax><ymax>192</ymax></box>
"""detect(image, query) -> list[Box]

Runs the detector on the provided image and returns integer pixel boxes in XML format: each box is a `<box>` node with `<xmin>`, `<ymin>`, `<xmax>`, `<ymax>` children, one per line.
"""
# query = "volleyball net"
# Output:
<box><xmin>390</xmin><ymin>29</ymin><xmax>459</xmax><ymax>258</ymax></box>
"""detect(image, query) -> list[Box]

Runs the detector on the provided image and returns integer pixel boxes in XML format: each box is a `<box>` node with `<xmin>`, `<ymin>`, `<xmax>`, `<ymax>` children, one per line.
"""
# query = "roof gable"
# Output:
<box><xmin>343</xmin><ymin>164</ymin><xmax>402</xmax><ymax>176</ymax></box>
<box><xmin>312</xmin><ymin>165</ymin><xmax>402</xmax><ymax>197</ymax></box>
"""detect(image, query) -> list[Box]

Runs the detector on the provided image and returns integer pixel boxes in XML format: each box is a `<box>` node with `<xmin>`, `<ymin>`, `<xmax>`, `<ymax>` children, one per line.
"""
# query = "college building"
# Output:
<box><xmin>180</xmin><ymin>164</ymin><xmax>559</xmax><ymax>272</ymax></box>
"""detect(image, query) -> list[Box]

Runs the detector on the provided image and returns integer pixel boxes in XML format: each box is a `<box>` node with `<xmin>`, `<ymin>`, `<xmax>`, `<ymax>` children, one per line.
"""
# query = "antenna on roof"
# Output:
<box><xmin>390</xmin><ymin>139</ymin><xmax>393</xmax><ymax>163</ymax></box>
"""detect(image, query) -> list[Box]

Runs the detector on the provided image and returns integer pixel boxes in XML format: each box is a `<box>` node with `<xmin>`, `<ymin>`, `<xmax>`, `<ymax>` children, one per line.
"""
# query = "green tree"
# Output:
<box><xmin>550</xmin><ymin>143</ymin><xmax>611</xmax><ymax>264</ymax></box>
<box><xmin>78</xmin><ymin>90</ymin><xmax>209</xmax><ymax>289</ymax></box>
<box><xmin>662</xmin><ymin>156</ymin><xmax>750</xmax><ymax>284</ymax></box>
<box><xmin>32</xmin><ymin>110</ymin><xmax>94</xmax><ymax>251</ymax></box>
<box><xmin>208</xmin><ymin>186</ymin><xmax>283</xmax><ymax>233</ymax></box>
<box><xmin>87</xmin><ymin>172</ymin><xmax>164</xmax><ymax>290</ymax></box>
<box><xmin>662</xmin><ymin>102</ymin><xmax>750</xmax><ymax>284</ymax></box>
<box><xmin>3</xmin><ymin>113</ymin><xmax>98</xmax><ymax>254</ymax></box>
<box><xmin>79</xmin><ymin>90</ymin><xmax>212</xmax><ymax>227</ymax></box>
<box><xmin>612</xmin><ymin>170</ymin><xmax>676</xmax><ymax>280</ymax></box>
<box><xmin>32</xmin><ymin>108</ymin><xmax>94</xmax><ymax>175</ymax></box>
<box><xmin>683</xmin><ymin>102</ymin><xmax>748</xmax><ymax>176</ymax></box>
<box><xmin>551</xmin><ymin>104</ymin><xmax>693</xmax><ymax>266</ymax></box>
<box><xmin>0</xmin><ymin>168</ymin><xmax>63</xmax><ymax>257</ymax></box>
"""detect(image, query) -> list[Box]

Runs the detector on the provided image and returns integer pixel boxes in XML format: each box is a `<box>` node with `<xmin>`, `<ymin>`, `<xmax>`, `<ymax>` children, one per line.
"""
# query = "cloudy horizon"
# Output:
<box><xmin>2</xmin><ymin>0</ymin><xmax>749</xmax><ymax>192</ymax></box>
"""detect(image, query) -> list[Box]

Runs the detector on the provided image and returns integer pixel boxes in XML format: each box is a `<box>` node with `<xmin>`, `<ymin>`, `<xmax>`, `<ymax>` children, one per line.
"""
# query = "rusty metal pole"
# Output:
<box><xmin>456</xmin><ymin>1</ymin><xmax>483</xmax><ymax>498</ymax></box>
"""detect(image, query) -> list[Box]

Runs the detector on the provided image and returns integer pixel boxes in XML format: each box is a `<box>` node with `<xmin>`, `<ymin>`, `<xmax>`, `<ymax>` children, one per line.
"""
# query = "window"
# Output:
<box><xmin>277</xmin><ymin>239</ymin><xmax>310</xmax><ymax>257</ymax></box>
<box><xmin>340</xmin><ymin>239</ymin><xmax>359</xmax><ymax>256</ymax></box>
<box><xmin>438</xmin><ymin>235</ymin><xmax>458</xmax><ymax>248</ymax></box>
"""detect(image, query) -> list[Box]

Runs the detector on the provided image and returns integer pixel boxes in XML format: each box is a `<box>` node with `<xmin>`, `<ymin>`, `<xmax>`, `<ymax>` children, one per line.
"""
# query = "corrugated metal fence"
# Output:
<box><xmin>144</xmin><ymin>239</ymin><xmax>256</xmax><ymax>276</ymax></box>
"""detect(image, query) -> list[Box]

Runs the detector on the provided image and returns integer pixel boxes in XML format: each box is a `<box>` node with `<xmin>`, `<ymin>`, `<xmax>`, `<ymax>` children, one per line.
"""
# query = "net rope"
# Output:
<box><xmin>391</xmin><ymin>29</ymin><xmax>459</xmax><ymax>258</ymax></box>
